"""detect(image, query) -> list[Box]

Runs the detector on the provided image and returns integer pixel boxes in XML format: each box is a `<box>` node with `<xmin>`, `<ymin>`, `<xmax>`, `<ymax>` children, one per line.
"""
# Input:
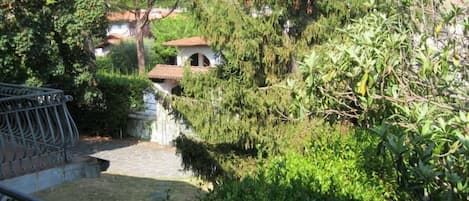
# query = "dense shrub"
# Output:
<box><xmin>73</xmin><ymin>72</ymin><xmax>151</xmax><ymax>137</ymax></box>
<box><xmin>204</xmin><ymin>126</ymin><xmax>400</xmax><ymax>201</ymax></box>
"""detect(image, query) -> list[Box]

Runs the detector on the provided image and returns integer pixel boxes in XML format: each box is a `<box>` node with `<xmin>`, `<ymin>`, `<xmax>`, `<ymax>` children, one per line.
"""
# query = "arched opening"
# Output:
<box><xmin>171</xmin><ymin>85</ymin><xmax>183</xmax><ymax>96</ymax></box>
<box><xmin>189</xmin><ymin>53</ymin><xmax>211</xmax><ymax>66</ymax></box>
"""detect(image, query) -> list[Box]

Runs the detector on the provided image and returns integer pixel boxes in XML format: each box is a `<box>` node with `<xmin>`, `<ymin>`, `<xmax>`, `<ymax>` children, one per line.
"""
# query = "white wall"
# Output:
<box><xmin>177</xmin><ymin>46</ymin><xmax>222</xmax><ymax>66</ymax></box>
<box><xmin>107</xmin><ymin>22</ymin><xmax>132</xmax><ymax>36</ymax></box>
<box><xmin>152</xmin><ymin>80</ymin><xmax>178</xmax><ymax>94</ymax></box>
<box><xmin>94</xmin><ymin>46</ymin><xmax>110</xmax><ymax>57</ymax></box>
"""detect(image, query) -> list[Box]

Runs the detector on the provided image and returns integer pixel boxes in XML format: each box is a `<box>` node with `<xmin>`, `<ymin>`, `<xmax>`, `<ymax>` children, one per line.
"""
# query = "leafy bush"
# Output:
<box><xmin>96</xmin><ymin>56</ymin><xmax>113</xmax><ymax>71</ymax></box>
<box><xmin>295</xmin><ymin>4</ymin><xmax>468</xmax><ymax>200</ymax></box>
<box><xmin>73</xmin><ymin>72</ymin><xmax>151</xmax><ymax>137</ymax></box>
<box><xmin>204</xmin><ymin>126</ymin><xmax>399</xmax><ymax>201</ymax></box>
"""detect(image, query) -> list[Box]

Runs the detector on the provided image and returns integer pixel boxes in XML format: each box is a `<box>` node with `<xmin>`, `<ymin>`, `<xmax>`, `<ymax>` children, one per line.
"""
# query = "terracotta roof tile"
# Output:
<box><xmin>162</xmin><ymin>36</ymin><xmax>209</xmax><ymax>47</ymax></box>
<box><xmin>107</xmin><ymin>9</ymin><xmax>176</xmax><ymax>22</ymax></box>
<box><xmin>147</xmin><ymin>64</ymin><xmax>212</xmax><ymax>80</ymax></box>
<box><xmin>107</xmin><ymin>11</ymin><xmax>136</xmax><ymax>21</ymax></box>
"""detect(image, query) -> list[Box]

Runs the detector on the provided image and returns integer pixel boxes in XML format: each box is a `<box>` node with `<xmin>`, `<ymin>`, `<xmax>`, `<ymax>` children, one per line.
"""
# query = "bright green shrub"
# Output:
<box><xmin>96</xmin><ymin>56</ymin><xmax>113</xmax><ymax>71</ymax></box>
<box><xmin>73</xmin><ymin>72</ymin><xmax>151</xmax><ymax>136</ymax></box>
<box><xmin>204</xmin><ymin>128</ymin><xmax>399</xmax><ymax>201</ymax></box>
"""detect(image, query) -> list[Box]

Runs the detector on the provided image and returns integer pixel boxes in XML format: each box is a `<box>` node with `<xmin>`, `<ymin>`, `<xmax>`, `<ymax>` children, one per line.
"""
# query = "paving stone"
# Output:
<box><xmin>71</xmin><ymin>139</ymin><xmax>192</xmax><ymax>179</ymax></box>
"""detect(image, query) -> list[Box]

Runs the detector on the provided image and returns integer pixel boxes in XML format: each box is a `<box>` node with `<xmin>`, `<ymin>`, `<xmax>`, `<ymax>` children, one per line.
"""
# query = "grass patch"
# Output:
<box><xmin>34</xmin><ymin>173</ymin><xmax>208</xmax><ymax>201</ymax></box>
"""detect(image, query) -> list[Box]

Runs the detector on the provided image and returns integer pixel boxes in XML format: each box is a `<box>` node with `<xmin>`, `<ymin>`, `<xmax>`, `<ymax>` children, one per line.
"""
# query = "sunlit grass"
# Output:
<box><xmin>34</xmin><ymin>173</ymin><xmax>209</xmax><ymax>201</ymax></box>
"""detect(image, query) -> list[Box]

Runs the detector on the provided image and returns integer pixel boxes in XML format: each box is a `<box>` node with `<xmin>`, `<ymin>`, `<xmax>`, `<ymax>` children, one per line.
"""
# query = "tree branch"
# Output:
<box><xmin>320</xmin><ymin>109</ymin><xmax>360</xmax><ymax>119</ymax></box>
<box><xmin>142</xmin><ymin>0</ymin><xmax>180</xmax><ymax>27</ymax></box>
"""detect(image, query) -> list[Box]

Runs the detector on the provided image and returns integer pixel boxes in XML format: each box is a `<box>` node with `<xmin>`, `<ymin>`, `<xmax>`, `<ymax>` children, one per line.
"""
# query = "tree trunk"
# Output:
<box><xmin>136</xmin><ymin>24</ymin><xmax>145</xmax><ymax>75</ymax></box>
<box><xmin>136</xmin><ymin>9</ymin><xmax>146</xmax><ymax>75</ymax></box>
<box><xmin>134</xmin><ymin>0</ymin><xmax>178</xmax><ymax>75</ymax></box>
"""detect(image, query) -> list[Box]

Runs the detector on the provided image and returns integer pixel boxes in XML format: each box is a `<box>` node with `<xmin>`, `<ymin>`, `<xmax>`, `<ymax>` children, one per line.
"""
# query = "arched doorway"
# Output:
<box><xmin>189</xmin><ymin>53</ymin><xmax>210</xmax><ymax>66</ymax></box>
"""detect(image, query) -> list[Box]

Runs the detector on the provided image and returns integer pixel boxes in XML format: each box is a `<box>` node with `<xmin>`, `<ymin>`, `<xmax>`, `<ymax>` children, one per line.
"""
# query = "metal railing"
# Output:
<box><xmin>0</xmin><ymin>83</ymin><xmax>79</xmax><ymax>180</ymax></box>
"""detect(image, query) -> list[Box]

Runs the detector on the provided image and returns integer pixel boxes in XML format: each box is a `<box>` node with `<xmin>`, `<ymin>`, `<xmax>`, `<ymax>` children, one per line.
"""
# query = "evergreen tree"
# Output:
<box><xmin>173</xmin><ymin>0</ymin><xmax>391</xmax><ymax>178</ymax></box>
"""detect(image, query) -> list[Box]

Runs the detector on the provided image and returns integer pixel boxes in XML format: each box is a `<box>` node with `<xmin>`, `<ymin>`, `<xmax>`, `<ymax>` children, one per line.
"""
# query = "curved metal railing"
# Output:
<box><xmin>0</xmin><ymin>83</ymin><xmax>79</xmax><ymax>180</ymax></box>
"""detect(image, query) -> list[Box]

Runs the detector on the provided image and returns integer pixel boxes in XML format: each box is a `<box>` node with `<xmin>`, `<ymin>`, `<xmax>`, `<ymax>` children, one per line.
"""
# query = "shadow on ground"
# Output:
<box><xmin>34</xmin><ymin>173</ymin><xmax>207</xmax><ymax>201</ymax></box>
<box><xmin>174</xmin><ymin>135</ymin><xmax>257</xmax><ymax>183</ymax></box>
<box><xmin>70</xmin><ymin>136</ymin><xmax>139</xmax><ymax>157</ymax></box>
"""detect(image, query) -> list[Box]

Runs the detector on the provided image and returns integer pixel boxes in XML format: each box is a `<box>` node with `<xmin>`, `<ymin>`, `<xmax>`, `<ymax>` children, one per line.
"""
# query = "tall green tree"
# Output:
<box><xmin>175</xmin><ymin>0</ymin><xmax>390</xmax><ymax>149</ymax></box>
<box><xmin>191</xmin><ymin>0</ymin><xmax>381</xmax><ymax>86</ymax></box>
<box><xmin>0</xmin><ymin>0</ymin><xmax>107</xmax><ymax>105</ymax></box>
<box><xmin>172</xmin><ymin>0</ymin><xmax>390</xmax><ymax>179</ymax></box>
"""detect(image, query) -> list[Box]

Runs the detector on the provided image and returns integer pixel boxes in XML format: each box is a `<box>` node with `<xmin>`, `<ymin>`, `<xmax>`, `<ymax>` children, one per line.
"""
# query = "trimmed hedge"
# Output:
<box><xmin>73</xmin><ymin>72</ymin><xmax>152</xmax><ymax>137</ymax></box>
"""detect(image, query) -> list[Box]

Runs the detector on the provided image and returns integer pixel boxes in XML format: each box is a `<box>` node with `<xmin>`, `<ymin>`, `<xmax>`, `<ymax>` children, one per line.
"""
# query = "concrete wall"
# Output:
<box><xmin>126</xmin><ymin>85</ymin><xmax>192</xmax><ymax>145</ymax></box>
<box><xmin>152</xmin><ymin>80</ymin><xmax>178</xmax><ymax>94</ymax></box>
<box><xmin>0</xmin><ymin>158</ymin><xmax>101</xmax><ymax>194</ymax></box>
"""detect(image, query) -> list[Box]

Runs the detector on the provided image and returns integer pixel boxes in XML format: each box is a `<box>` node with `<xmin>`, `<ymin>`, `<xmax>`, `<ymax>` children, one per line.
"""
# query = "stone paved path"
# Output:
<box><xmin>35</xmin><ymin>137</ymin><xmax>206</xmax><ymax>201</ymax></box>
<box><xmin>71</xmin><ymin>137</ymin><xmax>192</xmax><ymax>179</ymax></box>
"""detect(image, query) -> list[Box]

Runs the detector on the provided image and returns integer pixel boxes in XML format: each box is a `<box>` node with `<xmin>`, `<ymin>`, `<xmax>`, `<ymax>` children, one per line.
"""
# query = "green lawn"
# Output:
<box><xmin>34</xmin><ymin>173</ymin><xmax>208</xmax><ymax>201</ymax></box>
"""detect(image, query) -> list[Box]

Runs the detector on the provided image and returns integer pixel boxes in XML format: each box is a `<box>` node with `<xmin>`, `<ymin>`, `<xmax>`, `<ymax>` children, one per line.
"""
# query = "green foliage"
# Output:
<box><xmin>191</xmin><ymin>0</ymin><xmax>389</xmax><ymax>86</ymax></box>
<box><xmin>172</xmin><ymin>0</ymin><xmax>399</xmax><ymax>189</ymax></box>
<box><xmin>170</xmin><ymin>1</ymin><xmax>468</xmax><ymax>200</ymax></box>
<box><xmin>104</xmin><ymin>39</ymin><xmax>158</xmax><ymax>73</ymax></box>
<box><xmin>295</xmin><ymin>2</ymin><xmax>468</xmax><ymax>200</ymax></box>
<box><xmin>0</xmin><ymin>0</ymin><xmax>107</xmax><ymax>105</ymax></box>
<box><xmin>107</xmin><ymin>0</ymin><xmax>190</xmax><ymax>10</ymax></box>
<box><xmin>74</xmin><ymin>72</ymin><xmax>152</xmax><ymax>136</ymax></box>
<box><xmin>204</xmin><ymin>126</ymin><xmax>399</xmax><ymax>201</ymax></box>
<box><xmin>174</xmin><ymin>71</ymin><xmax>294</xmax><ymax>153</ymax></box>
<box><xmin>173</xmin><ymin>0</ymin><xmax>388</xmax><ymax>176</ymax></box>
<box><xmin>151</xmin><ymin>15</ymin><xmax>201</xmax><ymax>65</ymax></box>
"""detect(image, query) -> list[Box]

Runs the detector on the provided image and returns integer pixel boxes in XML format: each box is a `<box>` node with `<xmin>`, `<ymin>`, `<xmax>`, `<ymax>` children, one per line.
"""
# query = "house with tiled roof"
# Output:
<box><xmin>106</xmin><ymin>9</ymin><xmax>177</xmax><ymax>37</ymax></box>
<box><xmin>95</xmin><ymin>8</ymin><xmax>179</xmax><ymax>56</ymax></box>
<box><xmin>148</xmin><ymin>36</ymin><xmax>222</xmax><ymax>94</ymax></box>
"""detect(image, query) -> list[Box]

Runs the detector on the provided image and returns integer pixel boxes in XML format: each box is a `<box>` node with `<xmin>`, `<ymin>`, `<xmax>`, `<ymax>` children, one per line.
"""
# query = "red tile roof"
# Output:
<box><xmin>107</xmin><ymin>9</ymin><xmax>176</xmax><ymax>22</ymax></box>
<box><xmin>162</xmin><ymin>36</ymin><xmax>209</xmax><ymax>47</ymax></box>
<box><xmin>95</xmin><ymin>34</ymin><xmax>132</xmax><ymax>48</ymax></box>
<box><xmin>107</xmin><ymin>11</ymin><xmax>136</xmax><ymax>22</ymax></box>
<box><xmin>147</xmin><ymin>64</ymin><xmax>212</xmax><ymax>80</ymax></box>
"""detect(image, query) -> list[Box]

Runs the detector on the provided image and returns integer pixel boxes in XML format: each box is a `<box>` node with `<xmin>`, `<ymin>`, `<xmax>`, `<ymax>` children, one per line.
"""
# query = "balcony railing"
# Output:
<box><xmin>0</xmin><ymin>83</ymin><xmax>79</xmax><ymax>180</ymax></box>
